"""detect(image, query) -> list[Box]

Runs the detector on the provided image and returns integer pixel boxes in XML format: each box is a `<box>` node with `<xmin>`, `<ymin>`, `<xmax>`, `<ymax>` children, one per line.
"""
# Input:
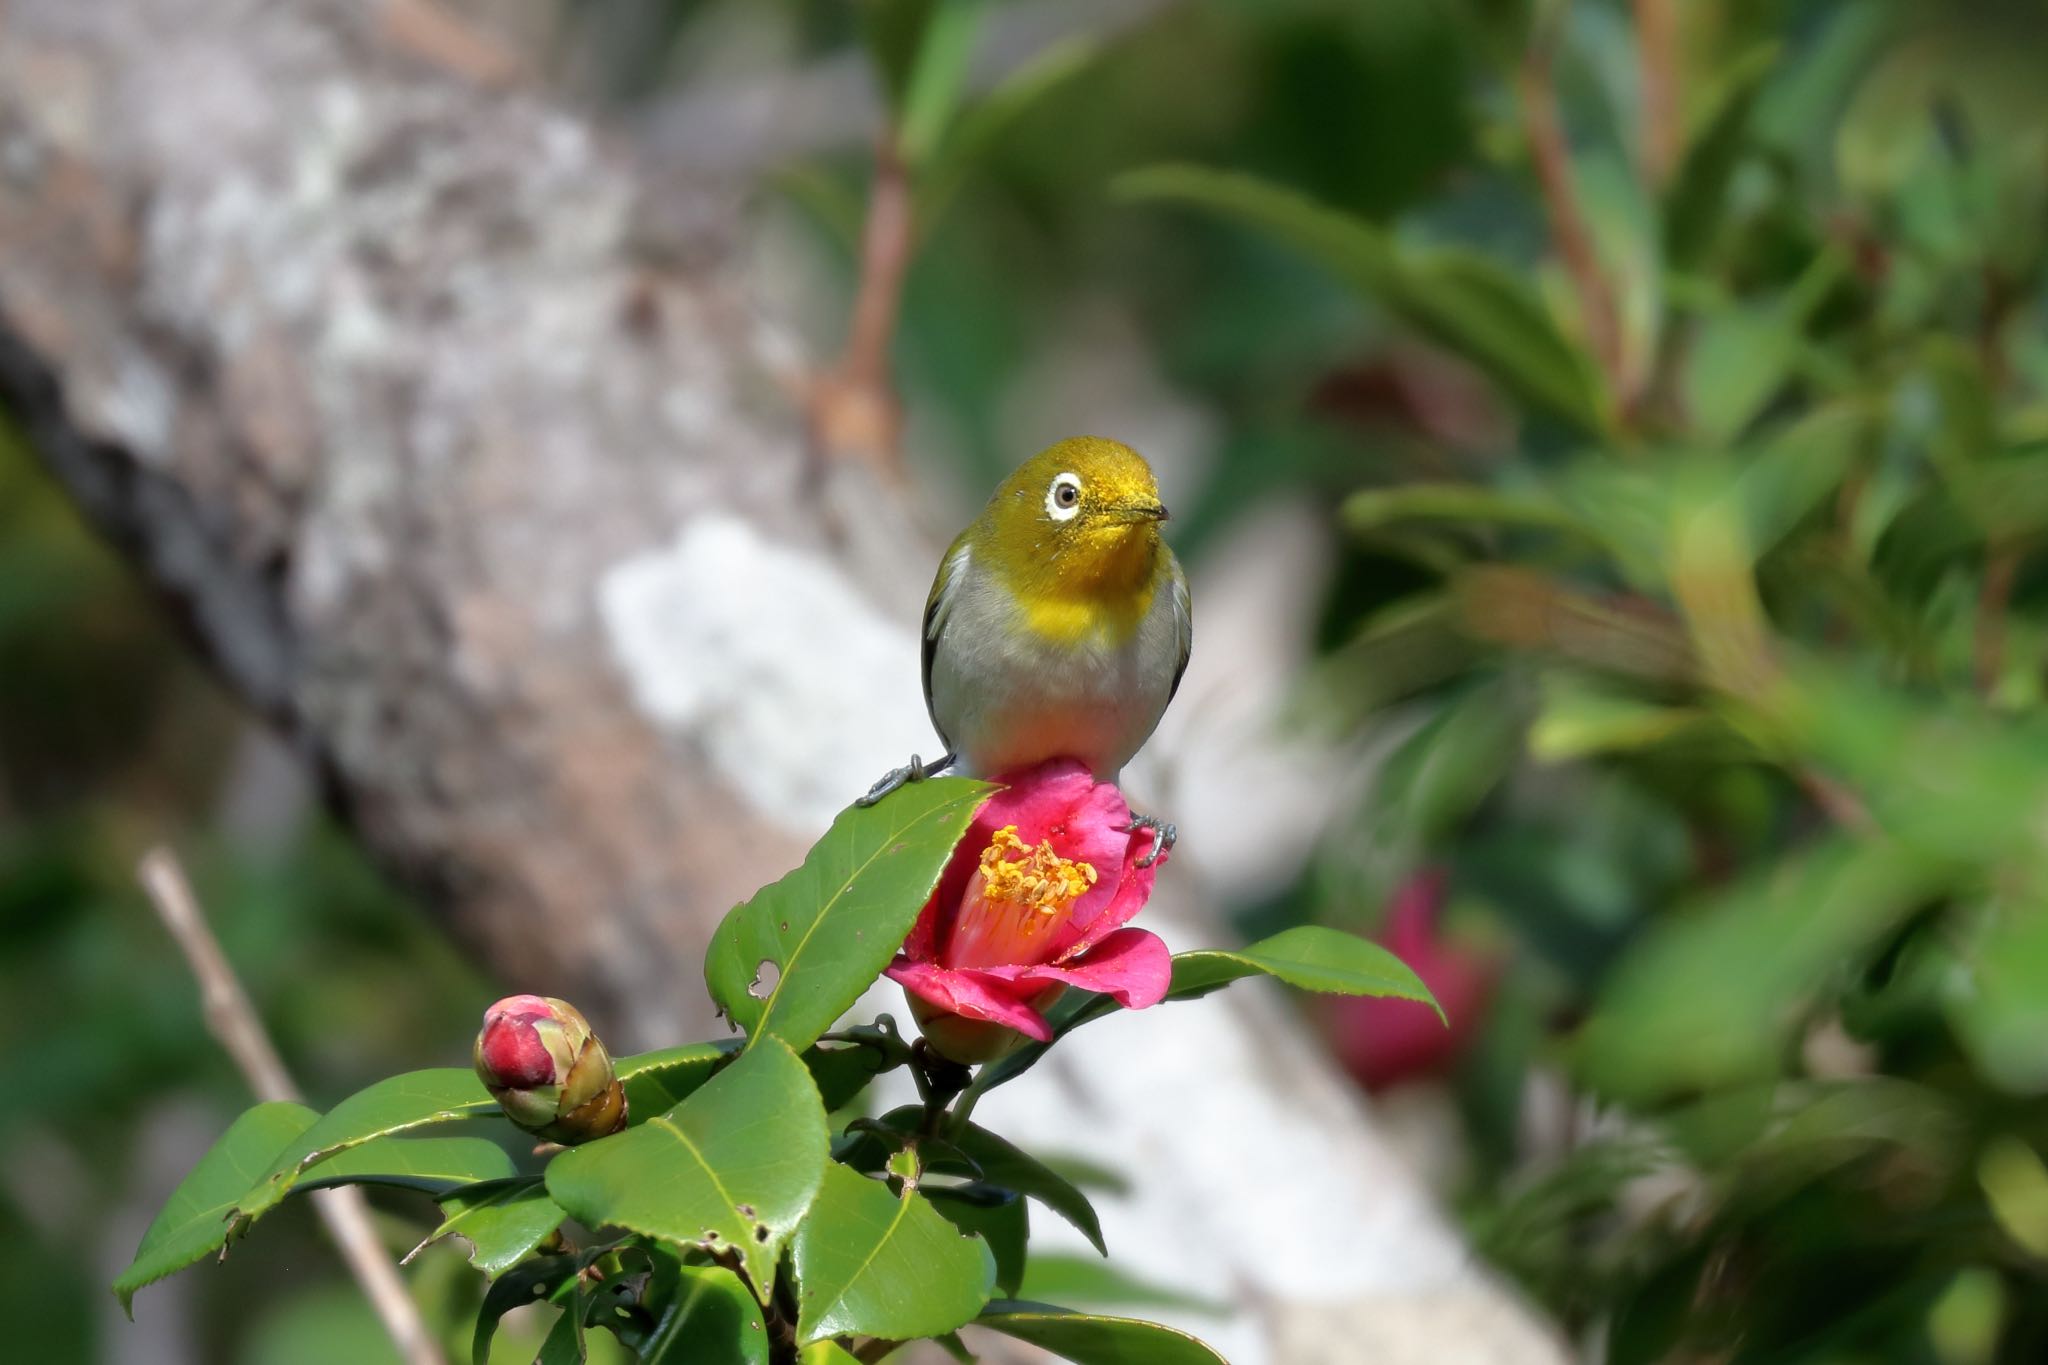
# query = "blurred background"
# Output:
<box><xmin>8</xmin><ymin>0</ymin><xmax>2048</xmax><ymax>1360</ymax></box>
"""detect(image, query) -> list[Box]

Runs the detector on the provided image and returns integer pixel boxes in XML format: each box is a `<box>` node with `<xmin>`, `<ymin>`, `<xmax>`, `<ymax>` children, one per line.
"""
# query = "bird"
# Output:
<box><xmin>859</xmin><ymin>436</ymin><xmax>1190</xmax><ymax>865</ymax></box>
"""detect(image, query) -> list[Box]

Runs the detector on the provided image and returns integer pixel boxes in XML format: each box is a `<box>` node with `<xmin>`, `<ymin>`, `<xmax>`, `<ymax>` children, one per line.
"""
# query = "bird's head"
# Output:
<box><xmin>984</xmin><ymin>437</ymin><xmax>1168</xmax><ymax>591</ymax></box>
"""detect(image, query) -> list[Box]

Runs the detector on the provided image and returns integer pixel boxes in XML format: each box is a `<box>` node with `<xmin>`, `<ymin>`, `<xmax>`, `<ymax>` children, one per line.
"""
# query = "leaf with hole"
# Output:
<box><xmin>545</xmin><ymin>1037</ymin><xmax>827</xmax><ymax>1297</ymax></box>
<box><xmin>706</xmin><ymin>778</ymin><xmax>989</xmax><ymax>1053</ymax></box>
<box><xmin>635</xmin><ymin>1262</ymin><xmax>768</xmax><ymax>1365</ymax></box>
<box><xmin>975</xmin><ymin>1300</ymin><xmax>1230</xmax><ymax>1365</ymax></box>
<box><xmin>792</xmin><ymin>1162</ymin><xmax>996</xmax><ymax>1344</ymax></box>
<box><xmin>114</xmin><ymin>1101</ymin><xmax>316</xmax><ymax>1312</ymax></box>
<box><xmin>472</xmin><ymin>1254</ymin><xmax>581</xmax><ymax>1365</ymax></box>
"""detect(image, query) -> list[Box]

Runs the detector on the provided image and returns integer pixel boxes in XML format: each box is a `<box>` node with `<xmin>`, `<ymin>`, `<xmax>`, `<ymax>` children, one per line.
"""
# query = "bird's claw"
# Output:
<box><xmin>1116</xmin><ymin>813</ymin><xmax>1177</xmax><ymax>868</ymax></box>
<box><xmin>856</xmin><ymin>752</ymin><xmax>956</xmax><ymax>807</ymax></box>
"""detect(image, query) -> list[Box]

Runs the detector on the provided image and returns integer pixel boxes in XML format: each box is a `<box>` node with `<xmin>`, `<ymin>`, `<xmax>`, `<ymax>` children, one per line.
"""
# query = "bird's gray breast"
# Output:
<box><xmin>927</xmin><ymin>559</ymin><xmax>1180</xmax><ymax>779</ymax></box>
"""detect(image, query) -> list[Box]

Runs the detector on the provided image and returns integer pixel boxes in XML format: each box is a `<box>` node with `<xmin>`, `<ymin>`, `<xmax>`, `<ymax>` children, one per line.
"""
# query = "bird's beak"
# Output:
<box><xmin>1116</xmin><ymin>501</ymin><xmax>1169</xmax><ymax>524</ymax></box>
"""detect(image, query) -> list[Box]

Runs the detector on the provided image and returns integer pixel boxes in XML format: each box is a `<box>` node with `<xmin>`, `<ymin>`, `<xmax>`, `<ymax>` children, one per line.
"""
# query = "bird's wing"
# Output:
<box><xmin>921</xmin><ymin>532</ymin><xmax>973</xmax><ymax>750</ymax></box>
<box><xmin>1167</xmin><ymin>550</ymin><xmax>1193</xmax><ymax>703</ymax></box>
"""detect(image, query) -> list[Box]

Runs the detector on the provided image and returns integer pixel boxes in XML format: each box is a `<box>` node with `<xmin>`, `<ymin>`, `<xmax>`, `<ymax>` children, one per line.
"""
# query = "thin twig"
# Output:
<box><xmin>1517</xmin><ymin>8</ymin><xmax>1628</xmax><ymax>409</ymax></box>
<box><xmin>1632</xmin><ymin>0</ymin><xmax>1680</xmax><ymax>188</ymax></box>
<box><xmin>138</xmin><ymin>847</ymin><xmax>447</xmax><ymax>1365</ymax></box>
<box><xmin>807</xmin><ymin>130</ymin><xmax>914</xmax><ymax>480</ymax></box>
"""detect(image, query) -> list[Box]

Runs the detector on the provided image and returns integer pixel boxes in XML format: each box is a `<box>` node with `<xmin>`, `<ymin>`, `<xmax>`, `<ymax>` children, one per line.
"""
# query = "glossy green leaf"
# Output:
<box><xmin>424</xmin><ymin>1180</ymin><xmax>565</xmax><ymax>1276</ymax></box>
<box><xmin>871</xmin><ymin>1108</ymin><xmax>1106</xmax><ymax>1255</ymax></box>
<box><xmin>975</xmin><ymin>1300</ymin><xmax>1230</xmax><ymax>1365</ymax></box>
<box><xmin>799</xmin><ymin>1343</ymin><xmax>862</xmax><ymax>1365</ymax></box>
<box><xmin>536</xmin><ymin>1298</ymin><xmax>584</xmax><ymax>1365</ymax></box>
<box><xmin>1167</xmin><ymin>926</ymin><xmax>1443</xmax><ymax>1018</ymax></box>
<box><xmin>638</xmin><ymin>1263</ymin><xmax>768</xmax><ymax>1365</ymax></box>
<box><xmin>706</xmin><ymin>778</ymin><xmax>988</xmax><ymax>1053</ymax></box>
<box><xmin>928</xmin><ymin>1186</ymin><xmax>1028</xmax><ymax>1296</ymax></box>
<box><xmin>114</xmin><ymin>1101</ymin><xmax>316</xmax><ymax>1312</ymax></box>
<box><xmin>1117</xmin><ymin>164</ymin><xmax>1604</xmax><ymax>434</ymax></box>
<box><xmin>617</xmin><ymin>1042</ymin><xmax>738</xmax><ymax>1119</ymax></box>
<box><xmin>473</xmin><ymin>1255</ymin><xmax>580</xmax><ymax>1365</ymax></box>
<box><xmin>233</xmin><ymin>1069</ymin><xmax>495</xmax><ymax>1223</ymax></box>
<box><xmin>791</xmin><ymin>1162</ymin><xmax>996</xmax><ymax>1344</ymax></box>
<box><xmin>294</xmin><ymin>1131</ymin><xmax>519</xmax><ymax>1196</ymax></box>
<box><xmin>546</xmin><ymin>1037</ymin><xmax>827</xmax><ymax>1296</ymax></box>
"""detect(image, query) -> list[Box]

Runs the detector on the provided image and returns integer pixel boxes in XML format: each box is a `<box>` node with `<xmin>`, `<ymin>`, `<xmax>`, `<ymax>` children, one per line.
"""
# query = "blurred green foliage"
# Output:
<box><xmin>19</xmin><ymin>0</ymin><xmax>2048</xmax><ymax>1359</ymax></box>
<box><xmin>636</xmin><ymin>0</ymin><xmax>2048</xmax><ymax>1357</ymax></box>
<box><xmin>0</xmin><ymin>422</ymin><xmax>515</xmax><ymax>1357</ymax></box>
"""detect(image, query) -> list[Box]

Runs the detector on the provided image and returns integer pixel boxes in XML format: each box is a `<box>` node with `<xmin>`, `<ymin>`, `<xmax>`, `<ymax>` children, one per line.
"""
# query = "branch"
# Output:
<box><xmin>1632</xmin><ymin>0</ymin><xmax>1680</xmax><ymax>188</ymax></box>
<box><xmin>137</xmin><ymin>848</ymin><xmax>447</xmax><ymax>1365</ymax></box>
<box><xmin>1517</xmin><ymin>9</ymin><xmax>1628</xmax><ymax>407</ymax></box>
<box><xmin>808</xmin><ymin>131</ymin><xmax>915</xmax><ymax>479</ymax></box>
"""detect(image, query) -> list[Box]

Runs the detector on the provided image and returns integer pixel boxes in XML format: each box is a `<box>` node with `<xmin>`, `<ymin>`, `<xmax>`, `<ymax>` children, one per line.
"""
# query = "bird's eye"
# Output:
<box><xmin>1046</xmin><ymin>472</ymin><xmax>1083</xmax><ymax>520</ymax></box>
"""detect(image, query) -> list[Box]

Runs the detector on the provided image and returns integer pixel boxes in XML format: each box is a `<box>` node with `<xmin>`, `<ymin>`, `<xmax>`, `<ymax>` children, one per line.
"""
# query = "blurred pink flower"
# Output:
<box><xmin>889</xmin><ymin>759</ymin><xmax>1172</xmax><ymax>1061</ymax></box>
<box><xmin>1326</xmin><ymin>868</ymin><xmax>1497</xmax><ymax>1091</ymax></box>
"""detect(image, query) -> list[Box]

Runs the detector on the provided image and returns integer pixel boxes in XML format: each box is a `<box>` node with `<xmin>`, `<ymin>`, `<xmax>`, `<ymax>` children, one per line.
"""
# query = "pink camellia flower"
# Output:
<box><xmin>887</xmin><ymin>759</ymin><xmax>1174</xmax><ymax>1063</ymax></box>
<box><xmin>1325</xmin><ymin>868</ymin><xmax>1498</xmax><ymax>1091</ymax></box>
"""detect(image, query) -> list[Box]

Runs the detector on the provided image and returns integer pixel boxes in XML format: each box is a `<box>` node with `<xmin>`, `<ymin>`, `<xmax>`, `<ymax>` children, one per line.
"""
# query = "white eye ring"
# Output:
<box><xmin>1046</xmin><ymin>471</ymin><xmax>1082</xmax><ymax>521</ymax></box>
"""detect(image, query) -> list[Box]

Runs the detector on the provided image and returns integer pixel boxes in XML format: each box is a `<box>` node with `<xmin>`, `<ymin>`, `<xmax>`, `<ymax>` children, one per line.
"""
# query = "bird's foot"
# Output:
<box><xmin>1116</xmin><ymin>812</ymin><xmax>1177</xmax><ymax>869</ymax></box>
<box><xmin>856</xmin><ymin>752</ymin><xmax>957</xmax><ymax>808</ymax></box>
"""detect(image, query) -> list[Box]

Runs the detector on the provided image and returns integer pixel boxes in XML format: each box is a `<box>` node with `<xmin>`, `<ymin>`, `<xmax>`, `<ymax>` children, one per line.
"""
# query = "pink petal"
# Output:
<box><xmin>885</xmin><ymin>957</ymin><xmax>1054</xmax><ymax>1042</ymax></box>
<box><xmin>960</xmin><ymin>928</ymin><xmax>1172</xmax><ymax>1011</ymax></box>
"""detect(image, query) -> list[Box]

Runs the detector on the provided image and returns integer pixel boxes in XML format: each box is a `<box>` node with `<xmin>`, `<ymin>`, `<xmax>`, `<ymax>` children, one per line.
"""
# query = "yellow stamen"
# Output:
<box><xmin>944</xmin><ymin>826</ymin><xmax>1098</xmax><ymax>970</ymax></box>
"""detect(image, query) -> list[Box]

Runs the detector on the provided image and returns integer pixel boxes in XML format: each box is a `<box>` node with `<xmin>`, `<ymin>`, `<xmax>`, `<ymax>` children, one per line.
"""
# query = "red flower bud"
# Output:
<box><xmin>474</xmin><ymin>995</ymin><xmax>627</xmax><ymax>1143</ymax></box>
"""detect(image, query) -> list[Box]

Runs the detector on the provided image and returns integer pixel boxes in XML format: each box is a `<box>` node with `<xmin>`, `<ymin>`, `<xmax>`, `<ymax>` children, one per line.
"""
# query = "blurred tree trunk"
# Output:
<box><xmin>0</xmin><ymin>2</ymin><xmax>1564</xmax><ymax>1361</ymax></box>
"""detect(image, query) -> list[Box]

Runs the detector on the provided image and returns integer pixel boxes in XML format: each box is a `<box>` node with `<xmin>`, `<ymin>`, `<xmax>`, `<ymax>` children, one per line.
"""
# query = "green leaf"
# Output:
<box><xmin>799</xmin><ymin>1343</ymin><xmax>862</xmax><ymax>1365</ymax></box>
<box><xmin>114</xmin><ymin>1101</ymin><xmax>317</xmax><ymax>1312</ymax></box>
<box><xmin>1016</xmin><ymin>1256</ymin><xmax>1223</xmax><ymax>1316</ymax></box>
<box><xmin>858</xmin><ymin>0</ymin><xmax>939</xmax><ymax>110</ymax></box>
<box><xmin>617</xmin><ymin>1042</ymin><xmax>738</xmax><ymax>1119</ymax></box>
<box><xmin>473</xmin><ymin>1255</ymin><xmax>580</xmax><ymax>1365</ymax></box>
<box><xmin>805</xmin><ymin>1039</ymin><xmax>899</xmax><ymax>1111</ymax></box>
<box><xmin>919</xmin><ymin>36</ymin><xmax>1101</xmax><ymax>227</ymax></box>
<box><xmin>928</xmin><ymin>1186</ymin><xmax>1028</xmax><ymax>1297</ymax></box>
<box><xmin>792</xmin><ymin>1163</ymin><xmax>996</xmax><ymax>1344</ymax></box>
<box><xmin>545</xmin><ymin>1037</ymin><xmax>828</xmax><ymax>1297</ymax></box>
<box><xmin>536</xmin><ymin>1297</ymin><xmax>584</xmax><ymax>1365</ymax></box>
<box><xmin>1117</xmin><ymin>164</ymin><xmax>1605</xmax><ymax>434</ymax></box>
<box><xmin>908</xmin><ymin>1110</ymin><xmax>1106</xmax><ymax>1255</ymax></box>
<box><xmin>1342</xmin><ymin>483</ymin><xmax>1593</xmax><ymax>540</ymax></box>
<box><xmin>637</xmin><ymin>1263</ymin><xmax>768</xmax><ymax>1365</ymax></box>
<box><xmin>1664</xmin><ymin>44</ymin><xmax>1779</xmax><ymax>271</ymax></box>
<box><xmin>706</xmin><ymin>778</ymin><xmax>989</xmax><ymax>1053</ymax></box>
<box><xmin>233</xmin><ymin>1069</ymin><xmax>495</xmax><ymax>1224</ymax></box>
<box><xmin>294</xmin><ymin>1131</ymin><xmax>520</xmax><ymax>1196</ymax></box>
<box><xmin>424</xmin><ymin>1180</ymin><xmax>565</xmax><ymax>1276</ymax></box>
<box><xmin>1166</xmin><ymin>926</ymin><xmax>1443</xmax><ymax>1018</ymax></box>
<box><xmin>899</xmin><ymin>0</ymin><xmax>988</xmax><ymax>165</ymax></box>
<box><xmin>975</xmin><ymin>1300</ymin><xmax>1230</xmax><ymax>1365</ymax></box>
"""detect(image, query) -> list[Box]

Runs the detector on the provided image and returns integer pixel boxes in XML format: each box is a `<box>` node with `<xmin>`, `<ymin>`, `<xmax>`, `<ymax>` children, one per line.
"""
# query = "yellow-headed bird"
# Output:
<box><xmin>860</xmin><ymin>436</ymin><xmax>1190</xmax><ymax>862</ymax></box>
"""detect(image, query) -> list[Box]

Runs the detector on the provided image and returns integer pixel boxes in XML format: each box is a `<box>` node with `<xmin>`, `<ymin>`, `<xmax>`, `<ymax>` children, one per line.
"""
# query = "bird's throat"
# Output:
<box><xmin>1013</xmin><ymin>529</ymin><xmax>1160</xmax><ymax>646</ymax></box>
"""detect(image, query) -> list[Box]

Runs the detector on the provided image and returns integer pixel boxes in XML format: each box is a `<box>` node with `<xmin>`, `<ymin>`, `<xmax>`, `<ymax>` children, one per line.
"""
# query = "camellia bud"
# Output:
<box><xmin>473</xmin><ymin>995</ymin><xmax>627</xmax><ymax>1144</ymax></box>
